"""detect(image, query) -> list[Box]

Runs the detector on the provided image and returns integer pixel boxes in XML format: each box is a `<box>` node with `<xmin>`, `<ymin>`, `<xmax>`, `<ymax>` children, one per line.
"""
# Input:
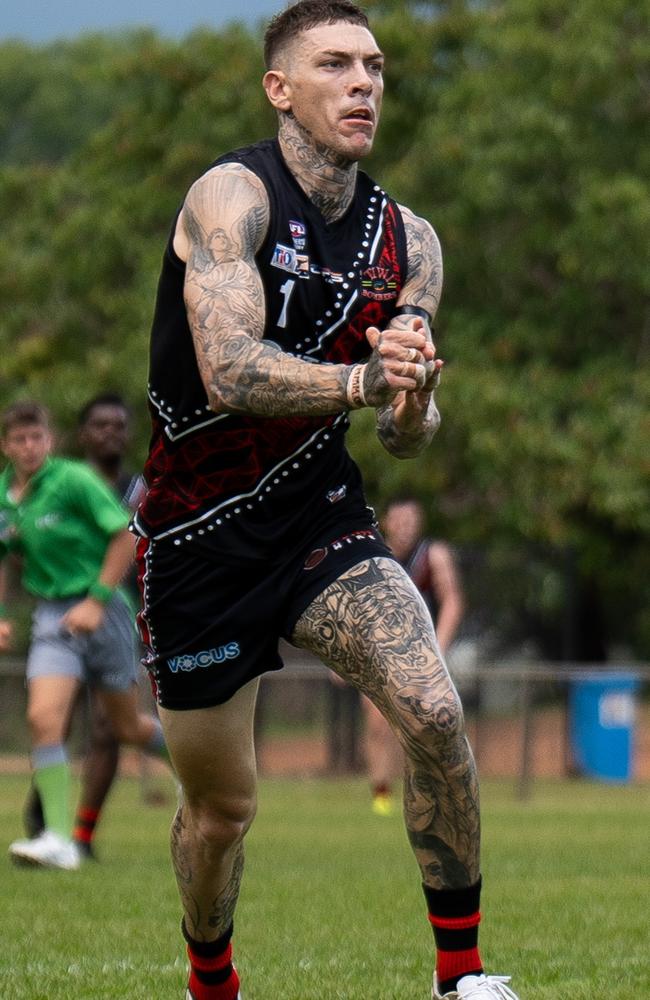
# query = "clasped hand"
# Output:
<box><xmin>363</xmin><ymin>317</ymin><xmax>443</xmax><ymax>406</ymax></box>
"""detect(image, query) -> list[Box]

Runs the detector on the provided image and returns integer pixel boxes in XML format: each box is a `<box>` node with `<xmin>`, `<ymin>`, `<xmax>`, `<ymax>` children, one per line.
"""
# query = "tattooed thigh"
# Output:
<box><xmin>292</xmin><ymin>558</ymin><xmax>463</xmax><ymax>746</ymax></box>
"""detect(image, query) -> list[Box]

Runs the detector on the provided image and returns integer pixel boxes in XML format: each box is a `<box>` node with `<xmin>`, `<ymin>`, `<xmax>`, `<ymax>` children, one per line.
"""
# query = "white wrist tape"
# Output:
<box><xmin>346</xmin><ymin>364</ymin><xmax>367</xmax><ymax>409</ymax></box>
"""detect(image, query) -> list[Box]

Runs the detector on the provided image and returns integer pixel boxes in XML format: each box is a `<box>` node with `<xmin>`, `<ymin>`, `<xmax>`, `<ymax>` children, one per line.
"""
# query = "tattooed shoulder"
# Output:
<box><xmin>176</xmin><ymin>163</ymin><xmax>270</xmax><ymax>265</ymax></box>
<box><xmin>398</xmin><ymin>205</ymin><xmax>443</xmax><ymax>317</ymax></box>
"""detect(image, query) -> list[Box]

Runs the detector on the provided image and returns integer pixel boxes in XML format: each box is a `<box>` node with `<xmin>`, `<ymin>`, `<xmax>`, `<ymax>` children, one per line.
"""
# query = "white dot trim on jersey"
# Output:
<box><xmin>305</xmin><ymin>192</ymin><xmax>389</xmax><ymax>360</ymax></box>
<box><xmin>148</xmin><ymin>388</ymin><xmax>229</xmax><ymax>444</ymax></box>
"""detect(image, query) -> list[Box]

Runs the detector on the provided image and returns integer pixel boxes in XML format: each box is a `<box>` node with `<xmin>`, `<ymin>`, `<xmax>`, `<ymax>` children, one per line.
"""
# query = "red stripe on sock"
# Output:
<box><xmin>76</xmin><ymin>807</ymin><xmax>100</xmax><ymax>823</ymax></box>
<box><xmin>429</xmin><ymin>911</ymin><xmax>481</xmax><ymax>930</ymax></box>
<box><xmin>73</xmin><ymin>825</ymin><xmax>93</xmax><ymax>844</ymax></box>
<box><xmin>187</xmin><ymin>943</ymin><xmax>233</xmax><ymax>973</ymax></box>
<box><xmin>187</xmin><ymin>964</ymin><xmax>240</xmax><ymax>1000</ymax></box>
<box><xmin>436</xmin><ymin>946</ymin><xmax>483</xmax><ymax>984</ymax></box>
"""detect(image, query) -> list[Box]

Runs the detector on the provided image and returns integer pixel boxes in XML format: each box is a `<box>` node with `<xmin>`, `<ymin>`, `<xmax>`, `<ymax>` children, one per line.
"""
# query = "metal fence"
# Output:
<box><xmin>1</xmin><ymin>649</ymin><xmax>648</xmax><ymax>799</ymax></box>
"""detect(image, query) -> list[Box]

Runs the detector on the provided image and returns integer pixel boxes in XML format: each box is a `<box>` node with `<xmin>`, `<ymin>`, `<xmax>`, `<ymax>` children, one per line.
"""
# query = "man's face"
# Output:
<box><xmin>383</xmin><ymin>502</ymin><xmax>424</xmax><ymax>558</ymax></box>
<box><xmin>274</xmin><ymin>23</ymin><xmax>384</xmax><ymax>161</ymax></box>
<box><xmin>79</xmin><ymin>404</ymin><xmax>129</xmax><ymax>462</ymax></box>
<box><xmin>2</xmin><ymin>423</ymin><xmax>52</xmax><ymax>478</ymax></box>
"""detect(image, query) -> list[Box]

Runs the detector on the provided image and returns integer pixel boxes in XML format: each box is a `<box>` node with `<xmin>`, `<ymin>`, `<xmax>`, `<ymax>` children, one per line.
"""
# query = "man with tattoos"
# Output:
<box><xmin>132</xmin><ymin>2</ymin><xmax>520</xmax><ymax>998</ymax></box>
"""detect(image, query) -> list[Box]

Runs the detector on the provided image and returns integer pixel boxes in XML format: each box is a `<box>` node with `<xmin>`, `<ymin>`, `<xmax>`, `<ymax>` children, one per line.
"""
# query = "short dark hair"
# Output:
<box><xmin>264</xmin><ymin>0</ymin><xmax>370</xmax><ymax>69</ymax></box>
<box><xmin>1</xmin><ymin>401</ymin><xmax>51</xmax><ymax>438</ymax></box>
<box><xmin>77</xmin><ymin>393</ymin><xmax>129</xmax><ymax>427</ymax></box>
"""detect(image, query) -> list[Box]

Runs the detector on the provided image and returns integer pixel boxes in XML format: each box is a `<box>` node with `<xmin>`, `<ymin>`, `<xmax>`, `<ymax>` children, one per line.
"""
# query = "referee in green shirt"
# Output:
<box><xmin>0</xmin><ymin>400</ymin><xmax>167</xmax><ymax>870</ymax></box>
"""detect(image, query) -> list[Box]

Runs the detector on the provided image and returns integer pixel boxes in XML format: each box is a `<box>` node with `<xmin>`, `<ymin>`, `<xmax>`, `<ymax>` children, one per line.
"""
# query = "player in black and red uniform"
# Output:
<box><xmin>133</xmin><ymin>3</ymin><xmax>520</xmax><ymax>999</ymax></box>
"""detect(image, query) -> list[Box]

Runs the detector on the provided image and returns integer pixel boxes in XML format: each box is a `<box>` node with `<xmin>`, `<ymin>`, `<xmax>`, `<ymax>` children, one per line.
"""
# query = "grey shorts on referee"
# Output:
<box><xmin>26</xmin><ymin>594</ymin><xmax>138</xmax><ymax>692</ymax></box>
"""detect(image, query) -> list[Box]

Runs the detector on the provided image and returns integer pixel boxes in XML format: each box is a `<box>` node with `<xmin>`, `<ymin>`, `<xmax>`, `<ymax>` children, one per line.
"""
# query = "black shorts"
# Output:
<box><xmin>135</xmin><ymin>508</ymin><xmax>395</xmax><ymax>710</ymax></box>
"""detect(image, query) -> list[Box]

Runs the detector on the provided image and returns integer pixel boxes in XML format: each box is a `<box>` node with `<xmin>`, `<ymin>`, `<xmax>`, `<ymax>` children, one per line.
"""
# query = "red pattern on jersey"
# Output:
<box><xmin>142</xmin><ymin>413</ymin><xmax>339</xmax><ymax>529</ymax></box>
<box><xmin>326</xmin><ymin>202</ymin><xmax>404</xmax><ymax>363</ymax></box>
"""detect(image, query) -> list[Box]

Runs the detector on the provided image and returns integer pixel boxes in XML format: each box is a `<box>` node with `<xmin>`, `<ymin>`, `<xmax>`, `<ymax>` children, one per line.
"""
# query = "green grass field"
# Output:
<box><xmin>1</xmin><ymin>773</ymin><xmax>648</xmax><ymax>999</ymax></box>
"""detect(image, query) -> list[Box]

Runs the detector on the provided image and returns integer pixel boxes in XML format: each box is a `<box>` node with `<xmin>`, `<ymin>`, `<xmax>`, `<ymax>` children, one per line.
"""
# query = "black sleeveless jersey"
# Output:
<box><xmin>134</xmin><ymin>139</ymin><xmax>408</xmax><ymax>555</ymax></box>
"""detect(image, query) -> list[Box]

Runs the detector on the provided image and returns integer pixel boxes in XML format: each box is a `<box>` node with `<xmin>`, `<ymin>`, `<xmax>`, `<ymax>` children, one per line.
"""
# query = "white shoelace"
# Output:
<box><xmin>460</xmin><ymin>976</ymin><xmax>519</xmax><ymax>999</ymax></box>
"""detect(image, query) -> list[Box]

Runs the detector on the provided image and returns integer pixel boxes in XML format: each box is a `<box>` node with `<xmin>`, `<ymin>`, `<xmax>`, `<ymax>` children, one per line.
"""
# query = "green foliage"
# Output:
<box><xmin>356</xmin><ymin>0</ymin><xmax>650</xmax><ymax>653</ymax></box>
<box><xmin>0</xmin><ymin>27</ymin><xmax>271</xmax><ymax>446</ymax></box>
<box><xmin>0</xmin><ymin>2</ymin><xmax>648</xmax><ymax>653</ymax></box>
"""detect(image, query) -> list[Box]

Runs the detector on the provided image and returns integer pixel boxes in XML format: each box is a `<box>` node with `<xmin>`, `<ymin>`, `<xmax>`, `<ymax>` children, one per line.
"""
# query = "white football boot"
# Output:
<box><xmin>433</xmin><ymin>973</ymin><xmax>520</xmax><ymax>999</ymax></box>
<box><xmin>9</xmin><ymin>829</ymin><xmax>80</xmax><ymax>870</ymax></box>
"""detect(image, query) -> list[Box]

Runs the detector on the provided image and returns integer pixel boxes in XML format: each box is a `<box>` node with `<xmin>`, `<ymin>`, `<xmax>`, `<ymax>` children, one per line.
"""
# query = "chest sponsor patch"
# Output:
<box><xmin>361</xmin><ymin>265</ymin><xmax>398</xmax><ymax>301</ymax></box>
<box><xmin>326</xmin><ymin>485</ymin><xmax>347</xmax><ymax>504</ymax></box>
<box><xmin>289</xmin><ymin>220</ymin><xmax>307</xmax><ymax>250</ymax></box>
<box><xmin>310</xmin><ymin>264</ymin><xmax>344</xmax><ymax>284</ymax></box>
<box><xmin>271</xmin><ymin>243</ymin><xmax>310</xmax><ymax>277</ymax></box>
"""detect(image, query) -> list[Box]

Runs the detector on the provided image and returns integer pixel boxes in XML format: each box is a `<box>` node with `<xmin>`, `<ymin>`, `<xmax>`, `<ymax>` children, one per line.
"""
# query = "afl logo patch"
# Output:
<box><xmin>304</xmin><ymin>547</ymin><xmax>328</xmax><ymax>570</ymax></box>
<box><xmin>361</xmin><ymin>265</ymin><xmax>397</xmax><ymax>301</ymax></box>
<box><xmin>289</xmin><ymin>220</ymin><xmax>307</xmax><ymax>250</ymax></box>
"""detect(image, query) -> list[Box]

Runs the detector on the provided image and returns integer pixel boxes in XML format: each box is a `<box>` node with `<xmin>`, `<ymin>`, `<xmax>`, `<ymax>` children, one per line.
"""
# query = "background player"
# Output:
<box><xmin>133</xmin><ymin>2</ymin><xmax>520</xmax><ymax>997</ymax></box>
<box><xmin>22</xmin><ymin>393</ymin><xmax>146</xmax><ymax>857</ymax></box>
<box><xmin>0</xmin><ymin>401</ymin><xmax>167</xmax><ymax>870</ymax></box>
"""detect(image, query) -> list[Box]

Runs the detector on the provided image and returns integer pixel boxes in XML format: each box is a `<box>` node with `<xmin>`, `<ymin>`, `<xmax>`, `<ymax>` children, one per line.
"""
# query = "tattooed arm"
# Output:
<box><xmin>375</xmin><ymin>208</ymin><xmax>444</xmax><ymax>458</ymax></box>
<box><xmin>175</xmin><ymin>163</ymin><xmax>425</xmax><ymax>417</ymax></box>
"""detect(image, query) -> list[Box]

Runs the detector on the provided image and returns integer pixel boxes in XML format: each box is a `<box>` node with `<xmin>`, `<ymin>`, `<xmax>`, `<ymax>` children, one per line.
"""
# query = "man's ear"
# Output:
<box><xmin>263</xmin><ymin>69</ymin><xmax>292</xmax><ymax>113</ymax></box>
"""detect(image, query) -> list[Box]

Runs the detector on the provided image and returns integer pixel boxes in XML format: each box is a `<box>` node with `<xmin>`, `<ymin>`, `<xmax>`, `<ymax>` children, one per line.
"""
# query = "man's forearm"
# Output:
<box><xmin>205</xmin><ymin>333</ymin><xmax>352</xmax><ymax>417</ymax></box>
<box><xmin>376</xmin><ymin>395</ymin><xmax>440</xmax><ymax>458</ymax></box>
<box><xmin>97</xmin><ymin>529</ymin><xmax>136</xmax><ymax>590</ymax></box>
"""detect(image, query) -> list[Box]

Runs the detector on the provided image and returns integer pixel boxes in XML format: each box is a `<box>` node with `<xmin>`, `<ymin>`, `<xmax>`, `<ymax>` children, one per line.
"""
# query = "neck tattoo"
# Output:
<box><xmin>278</xmin><ymin>113</ymin><xmax>358</xmax><ymax>224</ymax></box>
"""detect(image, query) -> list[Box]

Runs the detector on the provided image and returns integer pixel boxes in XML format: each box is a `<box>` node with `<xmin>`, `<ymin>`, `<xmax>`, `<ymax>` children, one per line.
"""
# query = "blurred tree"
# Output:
<box><xmin>0</xmin><ymin>27</ymin><xmax>271</xmax><ymax>445</ymax></box>
<box><xmin>352</xmin><ymin>0</ymin><xmax>650</xmax><ymax>656</ymax></box>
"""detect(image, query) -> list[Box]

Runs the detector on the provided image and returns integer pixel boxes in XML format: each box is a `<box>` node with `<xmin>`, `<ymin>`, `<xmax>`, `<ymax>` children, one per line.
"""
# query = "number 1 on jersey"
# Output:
<box><xmin>277</xmin><ymin>279</ymin><xmax>296</xmax><ymax>329</ymax></box>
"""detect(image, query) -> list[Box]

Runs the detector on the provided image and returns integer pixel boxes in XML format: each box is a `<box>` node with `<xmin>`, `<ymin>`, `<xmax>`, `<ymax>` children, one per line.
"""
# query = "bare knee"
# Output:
<box><xmin>186</xmin><ymin>793</ymin><xmax>257</xmax><ymax>855</ymax></box>
<box><xmin>27</xmin><ymin>705</ymin><xmax>64</xmax><ymax>746</ymax></box>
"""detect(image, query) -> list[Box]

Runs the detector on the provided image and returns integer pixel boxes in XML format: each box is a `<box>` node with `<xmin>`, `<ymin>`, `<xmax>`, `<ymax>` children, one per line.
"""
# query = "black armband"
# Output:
<box><xmin>394</xmin><ymin>305</ymin><xmax>433</xmax><ymax>325</ymax></box>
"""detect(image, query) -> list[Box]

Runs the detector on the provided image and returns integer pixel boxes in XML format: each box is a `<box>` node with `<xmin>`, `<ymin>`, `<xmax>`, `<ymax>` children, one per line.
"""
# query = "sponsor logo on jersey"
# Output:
<box><xmin>310</xmin><ymin>264</ymin><xmax>344</xmax><ymax>284</ymax></box>
<box><xmin>289</xmin><ymin>220</ymin><xmax>307</xmax><ymax>250</ymax></box>
<box><xmin>360</xmin><ymin>265</ymin><xmax>398</xmax><ymax>300</ymax></box>
<box><xmin>326</xmin><ymin>485</ymin><xmax>347</xmax><ymax>504</ymax></box>
<box><xmin>167</xmin><ymin>643</ymin><xmax>241</xmax><ymax>673</ymax></box>
<box><xmin>271</xmin><ymin>243</ymin><xmax>310</xmax><ymax>277</ymax></box>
